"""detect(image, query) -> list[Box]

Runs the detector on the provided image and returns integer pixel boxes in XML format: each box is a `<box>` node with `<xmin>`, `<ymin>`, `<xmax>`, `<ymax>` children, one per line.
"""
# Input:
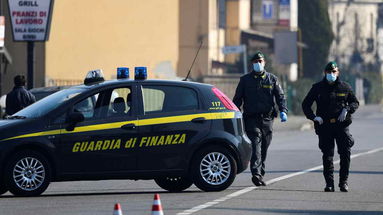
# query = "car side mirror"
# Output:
<box><xmin>66</xmin><ymin>112</ymin><xmax>84</xmax><ymax>131</ymax></box>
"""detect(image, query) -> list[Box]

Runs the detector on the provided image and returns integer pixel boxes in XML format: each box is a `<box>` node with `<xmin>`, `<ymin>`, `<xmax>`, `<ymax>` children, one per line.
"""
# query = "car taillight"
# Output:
<box><xmin>212</xmin><ymin>87</ymin><xmax>239</xmax><ymax>111</ymax></box>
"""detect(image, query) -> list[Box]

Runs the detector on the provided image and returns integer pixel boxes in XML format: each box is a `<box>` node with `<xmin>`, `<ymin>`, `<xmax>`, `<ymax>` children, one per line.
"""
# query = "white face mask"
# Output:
<box><xmin>326</xmin><ymin>73</ymin><xmax>337</xmax><ymax>82</ymax></box>
<box><xmin>253</xmin><ymin>62</ymin><xmax>264</xmax><ymax>73</ymax></box>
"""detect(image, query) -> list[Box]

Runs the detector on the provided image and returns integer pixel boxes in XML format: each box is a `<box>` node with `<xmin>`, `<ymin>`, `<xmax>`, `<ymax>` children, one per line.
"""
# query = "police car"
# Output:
<box><xmin>0</xmin><ymin>68</ymin><xmax>251</xmax><ymax>196</ymax></box>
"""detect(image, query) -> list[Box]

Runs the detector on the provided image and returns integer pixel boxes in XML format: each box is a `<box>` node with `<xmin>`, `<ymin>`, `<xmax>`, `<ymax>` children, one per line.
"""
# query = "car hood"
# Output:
<box><xmin>0</xmin><ymin>119</ymin><xmax>46</xmax><ymax>142</ymax></box>
<box><xmin>0</xmin><ymin>119</ymin><xmax>20</xmax><ymax>127</ymax></box>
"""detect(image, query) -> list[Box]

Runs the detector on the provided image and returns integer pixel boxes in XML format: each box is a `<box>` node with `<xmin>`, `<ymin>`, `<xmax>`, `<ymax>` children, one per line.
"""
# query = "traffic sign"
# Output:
<box><xmin>263</xmin><ymin>0</ymin><xmax>273</xmax><ymax>20</ymax></box>
<box><xmin>222</xmin><ymin>45</ymin><xmax>245</xmax><ymax>54</ymax></box>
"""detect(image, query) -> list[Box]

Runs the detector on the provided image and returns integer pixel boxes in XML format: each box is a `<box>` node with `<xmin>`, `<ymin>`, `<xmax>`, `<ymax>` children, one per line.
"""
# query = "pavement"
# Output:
<box><xmin>0</xmin><ymin>104</ymin><xmax>382</xmax><ymax>215</ymax></box>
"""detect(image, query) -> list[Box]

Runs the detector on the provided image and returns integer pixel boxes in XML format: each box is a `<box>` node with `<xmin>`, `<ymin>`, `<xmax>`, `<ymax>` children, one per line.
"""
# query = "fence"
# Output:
<box><xmin>202</xmin><ymin>75</ymin><xmax>241</xmax><ymax>100</ymax></box>
<box><xmin>46</xmin><ymin>79</ymin><xmax>83</xmax><ymax>87</ymax></box>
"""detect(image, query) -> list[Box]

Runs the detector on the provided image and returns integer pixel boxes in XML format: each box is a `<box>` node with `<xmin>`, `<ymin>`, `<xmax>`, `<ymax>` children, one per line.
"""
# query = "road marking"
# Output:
<box><xmin>177</xmin><ymin>147</ymin><xmax>383</xmax><ymax>215</ymax></box>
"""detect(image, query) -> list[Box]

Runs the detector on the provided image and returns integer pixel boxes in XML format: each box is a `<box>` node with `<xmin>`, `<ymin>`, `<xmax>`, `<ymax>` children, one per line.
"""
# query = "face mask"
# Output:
<box><xmin>253</xmin><ymin>63</ymin><xmax>264</xmax><ymax>73</ymax></box>
<box><xmin>326</xmin><ymin>73</ymin><xmax>337</xmax><ymax>82</ymax></box>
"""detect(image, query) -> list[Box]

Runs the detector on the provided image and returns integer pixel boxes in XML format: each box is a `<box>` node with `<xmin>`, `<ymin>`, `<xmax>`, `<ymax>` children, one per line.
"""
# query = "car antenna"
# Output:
<box><xmin>183</xmin><ymin>41</ymin><xmax>203</xmax><ymax>81</ymax></box>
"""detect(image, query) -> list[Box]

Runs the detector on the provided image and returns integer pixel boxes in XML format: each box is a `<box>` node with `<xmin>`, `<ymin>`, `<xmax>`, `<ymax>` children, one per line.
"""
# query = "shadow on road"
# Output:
<box><xmin>242</xmin><ymin>170</ymin><xmax>383</xmax><ymax>175</ymax></box>
<box><xmin>0</xmin><ymin>189</ymin><xmax>201</xmax><ymax>199</ymax></box>
<box><xmin>208</xmin><ymin>207</ymin><xmax>383</xmax><ymax>214</ymax></box>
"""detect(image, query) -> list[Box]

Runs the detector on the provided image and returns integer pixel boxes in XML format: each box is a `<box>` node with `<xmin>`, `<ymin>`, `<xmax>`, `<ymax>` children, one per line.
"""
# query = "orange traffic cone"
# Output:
<box><xmin>113</xmin><ymin>203</ymin><xmax>123</xmax><ymax>215</ymax></box>
<box><xmin>151</xmin><ymin>194</ymin><xmax>164</xmax><ymax>215</ymax></box>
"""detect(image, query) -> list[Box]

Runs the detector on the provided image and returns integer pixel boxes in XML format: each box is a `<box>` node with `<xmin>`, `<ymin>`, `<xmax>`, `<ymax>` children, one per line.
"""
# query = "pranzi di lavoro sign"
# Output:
<box><xmin>8</xmin><ymin>0</ymin><xmax>54</xmax><ymax>41</ymax></box>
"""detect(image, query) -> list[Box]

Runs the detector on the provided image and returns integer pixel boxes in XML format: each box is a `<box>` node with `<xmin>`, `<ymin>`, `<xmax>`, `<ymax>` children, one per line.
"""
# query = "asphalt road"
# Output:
<box><xmin>1</xmin><ymin>105</ymin><xmax>382</xmax><ymax>215</ymax></box>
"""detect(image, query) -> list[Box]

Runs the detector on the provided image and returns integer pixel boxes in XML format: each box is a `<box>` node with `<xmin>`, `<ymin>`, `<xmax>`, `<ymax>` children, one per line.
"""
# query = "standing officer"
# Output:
<box><xmin>5</xmin><ymin>75</ymin><xmax>36</xmax><ymax>116</ymax></box>
<box><xmin>302</xmin><ymin>61</ymin><xmax>359</xmax><ymax>192</ymax></box>
<box><xmin>233</xmin><ymin>51</ymin><xmax>288</xmax><ymax>186</ymax></box>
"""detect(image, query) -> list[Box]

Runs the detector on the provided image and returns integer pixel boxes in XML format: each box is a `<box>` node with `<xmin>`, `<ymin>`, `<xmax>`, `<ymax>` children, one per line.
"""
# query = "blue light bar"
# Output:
<box><xmin>135</xmin><ymin>67</ymin><xmax>147</xmax><ymax>80</ymax></box>
<box><xmin>117</xmin><ymin>67</ymin><xmax>129</xmax><ymax>79</ymax></box>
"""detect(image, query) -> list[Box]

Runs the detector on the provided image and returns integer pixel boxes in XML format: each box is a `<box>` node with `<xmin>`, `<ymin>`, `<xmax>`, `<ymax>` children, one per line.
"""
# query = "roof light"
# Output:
<box><xmin>117</xmin><ymin>67</ymin><xmax>129</xmax><ymax>79</ymax></box>
<box><xmin>84</xmin><ymin>69</ymin><xmax>105</xmax><ymax>85</ymax></box>
<box><xmin>134</xmin><ymin>67</ymin><xmax>147</xmax><ymax>80</ymax></box>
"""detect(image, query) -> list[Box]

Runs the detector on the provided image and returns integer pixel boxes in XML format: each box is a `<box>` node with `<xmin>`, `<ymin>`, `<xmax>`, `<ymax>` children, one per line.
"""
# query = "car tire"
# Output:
<box><xmin>5</xmin><ymin>150</ymin><xmax>51</xmax><ymax>197</ymax></box>
<box><xmin>154</xmin><ymin>176</ymin><xmax>193</xmax><ymax>192</ymax></box>
<box><xmin>191</xmin><ymin>146</ymin><xmax>237</xmax><ymax>192</ymax></box>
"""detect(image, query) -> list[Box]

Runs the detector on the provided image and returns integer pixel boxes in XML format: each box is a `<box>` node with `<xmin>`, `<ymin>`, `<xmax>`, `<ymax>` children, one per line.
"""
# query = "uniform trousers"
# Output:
<box><xmin>244</xmin><ymin>115</ymin><xmax>273</xmax><ymax>178</ymax></box>
<box><xmin>317</xmin><ymin>123</ymin><xmax>354</xmax><ymax>186</ymax></box>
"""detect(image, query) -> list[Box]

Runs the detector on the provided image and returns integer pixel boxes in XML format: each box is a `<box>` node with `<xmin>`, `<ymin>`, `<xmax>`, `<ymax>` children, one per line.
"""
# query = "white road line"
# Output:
<box><xmin>177</xmin><ymin>147</ymin><xmax>383</xmax><ymax>215</ymax></box>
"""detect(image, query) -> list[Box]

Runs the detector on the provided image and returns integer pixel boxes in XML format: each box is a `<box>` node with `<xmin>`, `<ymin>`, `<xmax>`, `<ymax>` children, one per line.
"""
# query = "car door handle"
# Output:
<box><xmin>121</xmin><ymin>123</ymin><xmax>137</xmax><ymax>130</ymax></box>
<box><xmin>191</xmin><ymin>117</ymin><xmax>206</xmax><ymax>123</ymax></box>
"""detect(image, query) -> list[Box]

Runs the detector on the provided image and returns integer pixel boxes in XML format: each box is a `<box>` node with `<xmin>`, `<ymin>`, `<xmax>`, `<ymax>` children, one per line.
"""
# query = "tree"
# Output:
<box><xmin>299</xmin><ymin>0</ymin><xmax>334</xmax><ymax>79</ymax></box>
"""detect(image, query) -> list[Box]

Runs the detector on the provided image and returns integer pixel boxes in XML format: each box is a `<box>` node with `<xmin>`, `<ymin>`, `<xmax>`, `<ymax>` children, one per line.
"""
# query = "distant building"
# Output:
<box><xmin>328</xmin><ymin>0</ymin><xmax>383</xmax><ymax>73</ymax></box>
<box><xmin>179</xmin><ymin>0</ymin><xmax>300</xmax><ymax>82</ymax></box>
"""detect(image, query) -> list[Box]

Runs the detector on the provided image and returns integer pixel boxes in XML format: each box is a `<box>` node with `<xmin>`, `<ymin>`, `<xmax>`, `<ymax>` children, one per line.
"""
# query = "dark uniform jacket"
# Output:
<box><xmin>5</xmin><ymin>86</ymin><xmax>36</xmax><ymax>115</ymax></box>
<box><xmin>233</xmin><ymin>71</ymin><xmax>287</xmax><ymax>117</ymax></box>
<box><xmin>302</xmin><ymin>77</ymin><xmax>359</xmax><ymax>126</ymax></box>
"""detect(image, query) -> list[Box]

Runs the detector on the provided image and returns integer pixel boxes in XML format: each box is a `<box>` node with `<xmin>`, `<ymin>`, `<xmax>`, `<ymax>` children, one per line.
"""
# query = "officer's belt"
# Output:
<box><xmin>245</xmin><ymin>112</ymin><xmax>272</xmax><ymax>118</ymax></box>
<box><xmin>326</xmin><ymin>118</ymin><xmax>337</xmax><ymax>124</ymax></box>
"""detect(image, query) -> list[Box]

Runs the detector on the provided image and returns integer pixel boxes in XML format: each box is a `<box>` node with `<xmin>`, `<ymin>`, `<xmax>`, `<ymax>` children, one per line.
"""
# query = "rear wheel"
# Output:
<box><xmin>154</xmin><ymin>176</ymin><xmax>193</xmax><ymax>192</ymax></box>
<box><xmin>5</xmin><ymin>150</ymin><xmax>51</xmax><ymax>196</ymax></box>
<box><xmin>191</xmin><ymin>146</ymin><xmax>237</xmax><ymax>192</ymax></box>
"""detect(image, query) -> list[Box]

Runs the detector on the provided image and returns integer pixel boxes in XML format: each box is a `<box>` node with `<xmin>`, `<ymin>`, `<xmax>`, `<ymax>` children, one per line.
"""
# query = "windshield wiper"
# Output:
<box><xmin>5</xmin><ymin>115</ymin><xmax>27</xmax><ymax>119</ymax></box>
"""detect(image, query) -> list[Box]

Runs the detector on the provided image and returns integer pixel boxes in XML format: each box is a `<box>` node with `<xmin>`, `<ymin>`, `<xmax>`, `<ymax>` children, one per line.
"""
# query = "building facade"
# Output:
<box><xmin>328</xmin><ymin>0</ymin><xmax>382</xmax><ymax>73</ymax></box>
<box><xmin>0</xmin><ymin>0</ymin><xmax>179</xmax><ymax>95</ymax></box>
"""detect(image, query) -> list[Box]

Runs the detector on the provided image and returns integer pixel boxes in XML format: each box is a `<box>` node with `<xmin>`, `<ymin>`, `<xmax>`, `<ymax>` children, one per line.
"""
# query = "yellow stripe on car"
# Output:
<box><xmin>2</xmin><ymin>112</ymin><xmax>236</xmax><ymax>141</ymax></box>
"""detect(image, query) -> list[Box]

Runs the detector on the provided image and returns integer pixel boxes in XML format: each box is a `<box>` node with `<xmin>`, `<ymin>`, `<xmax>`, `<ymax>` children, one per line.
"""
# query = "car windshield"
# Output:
<box><xmin>13</xmin><ymin>87</ymin><xmax>86</xmax><ymax>118</ymax></box>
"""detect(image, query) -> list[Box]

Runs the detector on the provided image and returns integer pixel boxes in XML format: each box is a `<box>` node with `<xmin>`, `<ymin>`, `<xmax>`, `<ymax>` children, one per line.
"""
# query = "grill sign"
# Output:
<box><xmin>8</xmin><ymin>0</ymin><xmax>54</xmax><ymax>41</ymax></box>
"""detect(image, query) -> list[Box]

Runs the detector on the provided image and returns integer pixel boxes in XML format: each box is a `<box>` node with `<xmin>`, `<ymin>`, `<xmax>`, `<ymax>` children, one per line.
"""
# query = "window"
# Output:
<box><xmin>217</xmin><ymin>0</ymin><xmax>226</xmax><ymax>29</ymax></box>
<box><xmin>142</xmin><ymin>86</ymin><xmax>198</xmax><ymax>114</ymax></box>
<box><xmin>73</xmin><ymin>94</ymin><xmax>99</xmax><ymax>120</ymax></box>
<box><xmin>15</xmin><ymin>88</ymin><xmax>86</xmax><ymax>118</ymax></box>
<box><xmin>107</xmin><ymin>87</ymin><xmax>132</xmax><ymax>117</ymax></box>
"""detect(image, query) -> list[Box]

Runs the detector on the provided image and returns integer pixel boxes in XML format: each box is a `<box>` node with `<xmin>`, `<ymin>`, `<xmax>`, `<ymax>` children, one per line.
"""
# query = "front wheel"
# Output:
<box><xmin>5</xmin><ymin>150</ymin><xmax>51</xmax><ymax>197</ymax></box>
<box><xmin>154</xmin><ymin>176</ymin><xmax>193</xmax><ymax>192</ymax></box>
<box><xmin>191</xmin><ymin>146</ymin><xmax>237</xmax><ymax>192</ymax></box>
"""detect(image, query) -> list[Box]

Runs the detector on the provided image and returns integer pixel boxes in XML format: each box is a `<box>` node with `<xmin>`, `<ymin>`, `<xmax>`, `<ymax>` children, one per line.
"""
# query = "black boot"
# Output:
<box><xmin>339</xmin><ymin>182</ymin><xmax>348</xmax><ymax>192</ymax></box>
<box><xmin>324</xmin><ymin>184</ymin><xmax>335</xmax><ymax>192</ymax></box>
<box><xmin>252</xmin><ymin>175</ymin><xmax>265</xmax><ymax>186</ymax></box>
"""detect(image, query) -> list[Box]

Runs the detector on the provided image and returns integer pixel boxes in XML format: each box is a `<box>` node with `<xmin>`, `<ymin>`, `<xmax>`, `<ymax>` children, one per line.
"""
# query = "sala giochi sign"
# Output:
<box><xmin>8</xmin><ymin>0</ymin><xmax>54</xmax><ymax>41</ymax></box>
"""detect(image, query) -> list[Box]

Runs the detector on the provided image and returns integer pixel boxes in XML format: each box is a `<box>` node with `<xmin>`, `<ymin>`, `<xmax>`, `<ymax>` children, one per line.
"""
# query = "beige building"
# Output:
<box><xmin>1</xmin><ymin>0</ymin><xmax>299</xmax><ymax>98</ymax></box>
<box><xmin>47</xmin><ymin>0</ymin><xmax>179</xmax><ymax>84</ymax></box>
<box><xmin>0</xmin><ymin>0</ymin><xmax>179</xmax><ymax>95</ymax></box>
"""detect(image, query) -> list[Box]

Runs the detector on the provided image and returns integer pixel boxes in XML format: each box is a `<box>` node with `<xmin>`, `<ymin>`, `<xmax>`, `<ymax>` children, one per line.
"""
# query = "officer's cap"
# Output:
<box><xmin>251</xmin><ymin>51</ymin><xmax>265</xmax><ymax>61</ymax></box>
<box><xmin>325</xmin><ymin>61</ymin><xmax>338</xmax><ymax>71</ymax></box>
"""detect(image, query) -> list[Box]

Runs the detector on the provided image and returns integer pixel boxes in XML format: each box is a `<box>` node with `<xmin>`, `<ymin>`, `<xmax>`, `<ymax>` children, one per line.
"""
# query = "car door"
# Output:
<box><xmin>56</xmin><ymin>85</ymin><xmax>139</xmax><ymax>175</ymax></box>
<box><xmin>136</xmin><ymin>84</ymin><xmax>210</xmax><ymax>171</ymax></box>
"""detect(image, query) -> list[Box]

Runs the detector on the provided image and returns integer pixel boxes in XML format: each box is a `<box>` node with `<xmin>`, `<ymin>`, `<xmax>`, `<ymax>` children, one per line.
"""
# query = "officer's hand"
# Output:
<box><xmin>280</xmin><ymin>112</ymin><xmax>287</xmax><ymax>122</ymax></box>
<box><xmin>313</xmin><ymin>116</ymin><xmax>323</xmax><ymax>125</ymax></box>
<box><xmin>338</xmin><ymin>108</ymin><xmax>348</xmax><ymax>122</ymax></box>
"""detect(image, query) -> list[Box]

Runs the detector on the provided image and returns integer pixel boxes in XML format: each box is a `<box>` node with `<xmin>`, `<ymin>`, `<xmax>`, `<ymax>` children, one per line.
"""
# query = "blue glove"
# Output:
<box><xmin>280</xmin><ymin>112</ymin><xmax>287</xmax><ymax>122</ymax></box>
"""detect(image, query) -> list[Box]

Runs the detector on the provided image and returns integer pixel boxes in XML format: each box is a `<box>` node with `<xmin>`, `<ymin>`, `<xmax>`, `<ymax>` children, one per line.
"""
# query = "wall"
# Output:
<box><xmin>46</xmin><ymin>0</ymin><xmax>179</xmax><ymax>84</ymax></box>
<box><xmin>178</xmin><ymin>0</ymin><xmax>210</xmax><ymax>79</ymax></box>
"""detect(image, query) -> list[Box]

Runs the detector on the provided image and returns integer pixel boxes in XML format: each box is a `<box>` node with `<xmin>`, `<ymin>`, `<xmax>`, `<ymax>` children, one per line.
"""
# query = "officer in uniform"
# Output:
<box><xmin>302</xmin><ymin>61</ymin><xmax>359</xmax><ymax>192</ymax></box>
<box><xmin>233</xmin><ymin>51</ymin><xmax>288</xmax><ymax>186</ymax></box>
